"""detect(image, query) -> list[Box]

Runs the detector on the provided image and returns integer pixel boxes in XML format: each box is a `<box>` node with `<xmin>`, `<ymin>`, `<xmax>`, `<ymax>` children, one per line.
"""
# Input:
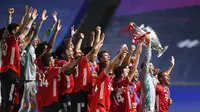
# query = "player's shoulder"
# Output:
<box><xmin>55</xmin><ymin>59</ymin><xmax>68</xmax><ymax>66</ymax></box>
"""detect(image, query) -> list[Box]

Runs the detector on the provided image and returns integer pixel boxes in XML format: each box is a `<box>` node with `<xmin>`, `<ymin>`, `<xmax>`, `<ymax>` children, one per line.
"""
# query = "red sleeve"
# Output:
<box><xmin>52</xmin><ymin>67</ymin><xmax>61</xmax><ymax>77</ymax></box>
<box><xmin>156</xmin><ymin>83</ymin><xmax>162</xmax><ymax>94</ymax></box>
<box><xmin>96</xmin><ymin>70</ymin><xmax>107</xmax><ymax>86</ymax></box>
<box><xmin>136</xmin><ymin>82</ymin><xmax>140</xmax><ymax>93</ymax></box>
<box><xmin>55</xmin><ymin>60</ymin><xmax>68</xmax><ymax>67</ymax></box>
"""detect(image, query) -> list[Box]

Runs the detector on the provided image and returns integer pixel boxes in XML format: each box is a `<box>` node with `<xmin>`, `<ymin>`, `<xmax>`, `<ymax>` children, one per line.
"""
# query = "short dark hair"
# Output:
<box><xmin>81</xmin><ymin>46</ymin><xmax>92</xmax><ymax>55</ymax></box>
<box><xmin>0</xmin><ymin>27</ymin><xmax>5</xmax><ymax>40</ymax></box>
<box><xmin>114</xmin><ymin>66</ymin><xmax>125</xmax><ymax>79</ymax></box>
<box><xmin>35</xmin><ymin>41</ymin><xmax>48</xmax><ymax>58</ymax></box>
<box><xmin>55</xmin><ymin>46</ymin><xmax>66</xmax><ymax>59</ymax></box>
<box><xmin>8</xmin><ymin>23</ymin><xmax>19</xmax><ymax>35</ymax></box>
<box><xmin>158</xmin><ymin>71</ymin><xmax>165</xmax><ymax>82</ymax></box>
<box><xmin>97</xmin><ymin>50</ymin><xmax>108</xmax><ymax>62</ymax></box>
<box><xmin>41</xmin><ymin>53</ymin><xmax>52</xmax><ymax>67</ymax></box>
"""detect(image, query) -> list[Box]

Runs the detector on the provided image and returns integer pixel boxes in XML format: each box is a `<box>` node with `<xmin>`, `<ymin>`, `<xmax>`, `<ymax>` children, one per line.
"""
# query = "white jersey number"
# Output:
<box><xmin>39</xmin><ymin>73</ymin><xmax>49</xmax><ymax>87</ymax></box>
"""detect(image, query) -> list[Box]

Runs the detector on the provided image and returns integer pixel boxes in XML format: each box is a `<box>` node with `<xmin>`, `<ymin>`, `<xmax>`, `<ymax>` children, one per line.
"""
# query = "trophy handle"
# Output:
<box><xmin>157</xmin><ymin>46</ymin><xmax>169</xmax><ymax>58</ymax></box>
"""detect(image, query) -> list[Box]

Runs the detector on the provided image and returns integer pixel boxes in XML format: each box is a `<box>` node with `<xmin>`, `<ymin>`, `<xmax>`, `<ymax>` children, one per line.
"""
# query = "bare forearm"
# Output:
<box><xmin>26</xmin><ymin>21</ymin><xmax>43</xmax><ymax>50</ymax></box>
<box><xmin>75</xmin><ymin>38</ymin><xmax>83</xmax><ymax>53</ymax></box>
<box><xmin>94</xmin><ymin>32</ymin><xmax>100</xmax><ymax>45</ymax></box>
<box><xmin>3</xmin><ymin>15</ymin><xmax>12</xmax><ymax>37</ymax></box>
<box><xmin>61</xmin><ymin>57</ymin><xmax>81</xmax><ymax>73</ymax></box>
<box><xmin>21</xmin><ymin>30</ymin><xmax>34</xmax><ymax>49</ymax></box>
<box><xmin>104</xmin><ymin>52</ymin><xmax>122</xmax><ymax>75</ymax></box>
<box><xmin>67</xmin><ymin>37</ymin><xmax>73</xmax><ymax>49</ymax></box>
<box><xmin>164</xmin><ymin>64</ymin><xmax>174</xmax><ymax>75</ymax></box>
<box><xmin>40</xmin><ymin>21</ymin><xmax>56</xmax><ymax>42</ymax></box>
<box><xmin>18</xmin><ymin>15</ymin><xmax>26</xmax><ymax>27</ymax></box>
<box><xmin>128</xmin><ymin>53</ymin><xmax>141</xmax><ymax>81</ymax></box>
<box><xmin>90</xmin><ymin>41</ymin><xmax>94</xmax><ymax>47</ymax></box>
<box><xmin>122</xmin><ymin>49</ymin><xmax>134</xmax><ymax>67</ymax></box>
<box><xmin>47</xmin><ymin>30</ymin><xmax>59</xmax><ymax>52</ymax></box>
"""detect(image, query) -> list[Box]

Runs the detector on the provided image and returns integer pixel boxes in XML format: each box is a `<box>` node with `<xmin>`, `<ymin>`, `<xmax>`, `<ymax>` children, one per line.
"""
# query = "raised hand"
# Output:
<box><xmin>56</xmin><ymin>19</ymin><xmax>62</xmax><ymax>31</ymax></box>
<box><xmin>100</xmin><ymin>33</ymin><xmax>105</xmax><ymax>44</ymax></box>
<box><xmin>23</xmin><ymin>5</ymin><xmax>29</xmax><ymax>16</ymax></box>
<box><xmin>28</xmin><ymin>7</ymin><xmax>33</xmax><ymax>18</ymax></box>
<box><xmin>71</xmin><ymin>25</ymin><xmax>77</xmax><ymax>38</ymax></box>
<box><xmin>120</xmin><ymin>45</ymin><xmax>128</xmax><ymax>54</ymax></box>
<box><xmin>31</xmin><ymin>9</ymin><xmax>38</xmax><ymax>20</ymax></box>
<box><xmin>41</xmin><ymin>10</ymin><xmax>48</xmax><ymax>21</ymax></box>
<box><xmin>130</xmin><ymin>45</ymin><xmax>136</xmax><ymax>51</ymax></box>
<box><xmin>52</xmin><ymin>11</ymin><xmax>57</xmax><ymax>22</ymax></box>
<box><xmin>170</xmin><ymin>56</ymin><xmax>175</xmax><ymax>66</ymax></box>
<box><xmin>79</xmin><ymin>33</ymin><xmax>84</xmax><ymax>39</ymax></box>
<box><xmin>90</xmin><ymin>31</ymin><xmax>95</xmax><ymax>41</ymax></box>
<box><xmin>96</xmin><ymin>26</ymin><xmax>101</xmax><ymax>34</ymax></box>
<box><xmin>8</xmin><ymin>8</ymin><xmax>14</xmax><ymax>16</ymax></box>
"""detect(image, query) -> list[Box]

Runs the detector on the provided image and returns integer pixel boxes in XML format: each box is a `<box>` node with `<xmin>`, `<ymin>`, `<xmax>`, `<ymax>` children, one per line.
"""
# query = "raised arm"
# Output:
<box><xmin>162</xmin><ymin>56</ymin><xmax>175</xmax><ymax>75</ymax></box>
<box><xmin>47</xmin><ymin>19</ymin><xmax>62</xmax><ymax>52</ymax></box>
<box><xmin>16</xmin><ymin>8</ymin><xmax>38</xmax><ymax>40</ymax></box>
<box><xmin>60</xmin><ymin>56</ymin><xmax>81</xmax><ymax>74</ymax></box>
<box><xmin>40</xmin><ymin>11</ymin><xmax>57</xmax><ymax>42</ymax></box>
<box><xmin>89</xmin><ymin>31</ymin><xmax>95</xmax><ymax>47</ymax></box>
<box><xmin>104</xmin><ymin>46</ymin><xmax>127</xmax><ymax>75</ymax></box>
<box><xmin>21</xmin><ymin>22</ymin><xmax>36</xmax><ymax>49</ymax></box>
<box><xmin>142</xmin><ymin>35</ymin><xmax>152</xmax><ymax>73</ymax></box>
<box><xmin>3</xmin><ymin>8</ymin><xmax>14</xmax><ymax>38</ymax></box>
<box><xmin>75</xmin><ymin>33</ymin><xmax>84</xmax><ymax>56</ymax></box>
<box><xmin>86</xmin><ymin>33</ymin><xmax>104</xmax><ymax>61</ymax></box>
<box><xmin>121</xmin><ymin>45</ymin><xmax>136</xmax><ymax>67</ymax></box>
<box><xmin>93</xmin><ymin>26</ymin><xmax>101</xmax><ymax>45</ymax></box>
<box><xmin>18</xmin><ymin>5</ymin><xmax>28</xmax><ymax>28</ymax></box>
<box><xmin>127</xmin><ymin>44</ymin><xmax>142</xmax><ymax>81</ymax></box>
<box><xmin>23</xmin><ymin>10</ymin><xmax>48</xmax><ymax>50</ymax></box>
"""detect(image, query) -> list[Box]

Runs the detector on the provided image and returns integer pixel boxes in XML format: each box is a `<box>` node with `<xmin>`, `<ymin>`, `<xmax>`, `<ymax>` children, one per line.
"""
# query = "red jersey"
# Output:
<box><xmin>111</xmin><ymin>78</ymin><xmax>130</xmax><ymax>112</ymax></box>
<box><xmin>35</xmin><ymin>52</ymin><xmax>45</xmax><ymax>70</ymax></box>
<box><xmin>156</xmin><ymin>83</ymin><xmax>170</xmax><ymax>112</ymax></box>
<box><xmin>37</xmin><ymin>67</ymin><xmax>60</xmax><ymax>106</ymax></box>
<box><xmin>55</xmin><ymin>60</ymin><xmax>74</xmax><ymax>94</ymax></box>
<box><xmin>73</xmin><ymin>56</ymin><xmax>92</xmax><ymax>93</ymax></box>
<box><xmin>91</xmin><ymin>71</ymin><xmax>112</xmax><ymax>112</ymax></box>
<box><xmin>0</xmin><ymin>35</ymin><xmax>20</xmax><ymax>76</ymax></box>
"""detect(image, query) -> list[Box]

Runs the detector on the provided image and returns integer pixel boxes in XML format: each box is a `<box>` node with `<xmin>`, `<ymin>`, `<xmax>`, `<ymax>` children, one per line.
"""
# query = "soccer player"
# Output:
<box><xmin>37</xmin><ymin>53</ymin><xmax>80</xmax><ymax>112</ymax></box>
<box><xmin>156</xmin><ymin>56</ymin><xmax>175</xmax><ymax>112</ymax></box>
<box><xmin>91</xmin><ymin>45</ymin><xmax>128</xmax><ymax>112</ymax></box>
<box><xmin>18</xmin><ymin>9</ymin><xmax>48</xmax><ymax>112</ymax></box>
<box><xmin>139</xmin><ymin>35</ymin><xmax>157</xmax><ymax>112</ymax></box>
<box><xmin>71</xmin><ymin>29</ymin><xmax>104</xmax><ymax>112</ymax></box>
<box><xmin>0</xmin><ymin>7</ymin><xmax>37</xmax><ymax>112</ymax></box>
<box><xmin>111</xmin><ymin>44</ymin><xmax>142</xmax><ymax>112</ymax></box>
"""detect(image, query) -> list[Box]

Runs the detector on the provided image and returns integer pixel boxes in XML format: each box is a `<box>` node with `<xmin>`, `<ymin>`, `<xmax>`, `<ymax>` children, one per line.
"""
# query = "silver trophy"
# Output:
<box><xmin>132</xmin><ymin>23</ymin><xmax>168</xmax><ymax>58</ymax></box>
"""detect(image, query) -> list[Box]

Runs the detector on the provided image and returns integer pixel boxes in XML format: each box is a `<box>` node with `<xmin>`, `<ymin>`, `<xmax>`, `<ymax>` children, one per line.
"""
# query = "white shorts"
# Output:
<box><xmin>22</xmin><ymin>81</ymin><xmax>37</xmax><ymax>102</ymax></box>
<box><xmin>140</xmin><ymin>107</ymin><xmax>155</xmax><ymax>112</ymax></box>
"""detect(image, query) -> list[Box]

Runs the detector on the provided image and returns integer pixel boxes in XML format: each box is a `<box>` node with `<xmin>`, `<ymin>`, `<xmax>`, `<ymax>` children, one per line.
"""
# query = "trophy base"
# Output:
<box><xmin>157</xmin><ymin>46</ymin><xmax>169</xmax><ymax>58</ymax></box>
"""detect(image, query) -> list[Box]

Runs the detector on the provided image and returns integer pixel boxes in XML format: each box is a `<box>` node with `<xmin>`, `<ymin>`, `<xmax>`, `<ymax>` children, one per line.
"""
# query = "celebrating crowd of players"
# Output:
<box><xmin>0</xmin><ymin>5</ymin><xmax>175</xmax><ymax>112</ymax></box>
